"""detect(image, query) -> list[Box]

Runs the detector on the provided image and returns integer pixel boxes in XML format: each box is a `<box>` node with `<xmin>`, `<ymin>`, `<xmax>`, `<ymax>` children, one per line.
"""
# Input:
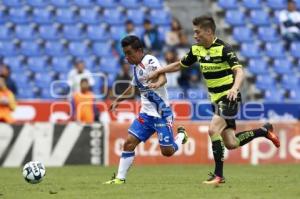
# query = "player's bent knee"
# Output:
<box><xmin>123</xmin><ymin>140</ymin><xmax>137</xmax><ymax>151</ymax></box>
<box><xmin>161</xmin><ymin>148</ymin><xmax>174</xmax><ymax>157</ymax></box>
<box><xmin>224</xmin><ymin>142</ymin><xmax>238</xmax><ymax>150</ymax></box>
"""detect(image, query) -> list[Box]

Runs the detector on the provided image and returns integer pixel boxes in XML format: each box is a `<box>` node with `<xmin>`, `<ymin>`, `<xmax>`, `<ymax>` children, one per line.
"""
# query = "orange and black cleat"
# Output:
<box><xmin>202</xmin><ymin>173</ymin><xmax>225</xmax><ymax>185</ymax></box>
<box><xmin>263</xmin><ymin>123</ymin><xmax>280</xmax><ymax>148</ymax></box>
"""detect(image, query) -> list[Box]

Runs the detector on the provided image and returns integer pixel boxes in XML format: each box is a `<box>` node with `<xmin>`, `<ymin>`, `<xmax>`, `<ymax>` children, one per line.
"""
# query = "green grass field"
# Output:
<box><xmin>0</xmin><ymin>164</ymin><xmax>299</xmax><ymax>199</ymax></box>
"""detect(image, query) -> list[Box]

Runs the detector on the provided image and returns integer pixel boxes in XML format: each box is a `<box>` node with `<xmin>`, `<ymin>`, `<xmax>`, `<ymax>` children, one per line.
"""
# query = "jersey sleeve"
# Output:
<box><xmin>180</xmin><ymin>48</ymin><xmax>198</xmax><ymax>67</ymax></box>
<box><xmin>223</xmin><ymin>45</ymin><xmax>242</xmax><ymax>70</ymax></box>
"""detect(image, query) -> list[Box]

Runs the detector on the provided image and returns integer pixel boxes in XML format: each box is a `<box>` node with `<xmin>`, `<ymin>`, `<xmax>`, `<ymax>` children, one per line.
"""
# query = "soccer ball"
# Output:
<box><xmin>22</xmin><ymin>161</ymin><xmax>46</xmax><ymax>184</ymax></box>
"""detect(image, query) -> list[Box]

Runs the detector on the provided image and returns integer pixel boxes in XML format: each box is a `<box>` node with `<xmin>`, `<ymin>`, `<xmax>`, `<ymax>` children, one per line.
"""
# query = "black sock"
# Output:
<box><xmin>236</xmin><ymin>128</ymin><xmax>267</xmax><ymax>146</ymax></box>
<box><xmin>211</xmin><ymin>137</ymin><xmax>224</xmax><ymax>177</ymax></box>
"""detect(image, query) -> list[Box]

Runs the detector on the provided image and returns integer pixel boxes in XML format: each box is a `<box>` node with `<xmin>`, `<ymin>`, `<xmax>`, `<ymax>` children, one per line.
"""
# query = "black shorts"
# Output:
<box><xmin>211</xmin><ymin>93</ymin><xmax>241</xmax><ymax>130</ymax></box>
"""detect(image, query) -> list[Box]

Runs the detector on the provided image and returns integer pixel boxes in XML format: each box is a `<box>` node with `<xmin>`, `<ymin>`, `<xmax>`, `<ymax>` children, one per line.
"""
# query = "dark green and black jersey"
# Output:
<box><xmin>180</xmin><ymin>38</ymin><xmax>242</xmax><ymax>102</ymax></box>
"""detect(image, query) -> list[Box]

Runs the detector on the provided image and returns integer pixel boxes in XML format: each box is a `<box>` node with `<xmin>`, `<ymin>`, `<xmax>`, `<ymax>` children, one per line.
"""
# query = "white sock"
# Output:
<box><xmin>174</xmin><ymin>133</ymin><xmax>185</xmax><ymax>150</ymax></box>
<box><xmin>116</xmin><ymin>151</ymin><xmax>135</xmax><ymax>180</ymax></box>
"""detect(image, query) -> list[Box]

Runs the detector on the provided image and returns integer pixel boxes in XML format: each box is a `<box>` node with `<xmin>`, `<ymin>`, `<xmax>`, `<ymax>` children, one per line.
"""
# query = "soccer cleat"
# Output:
<box><xmin>263</xmin><ymin>123</ymin><xmax>280</xmax><ymax>148</ymax></box>
<box><xmin>202</xmin><ymin>172</ymin><xmax>225</xmax><ymax>185</ymax></box>
<box><xmin>177</xmin><ymin>126</ymin><xmax>188</xmax><ymax>144</ymax></box>
<box><xmin>103</xmin><ymin>173</ymin><xmax>125</xmax><ymax>184</ymax></box>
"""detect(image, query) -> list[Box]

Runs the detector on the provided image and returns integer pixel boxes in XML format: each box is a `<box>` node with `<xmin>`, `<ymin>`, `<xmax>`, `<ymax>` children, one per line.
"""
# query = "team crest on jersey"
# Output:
<box><xmin>139</xmin><ymin>69</ymin><xmax>143</xmax><ymax>76</ymax></box>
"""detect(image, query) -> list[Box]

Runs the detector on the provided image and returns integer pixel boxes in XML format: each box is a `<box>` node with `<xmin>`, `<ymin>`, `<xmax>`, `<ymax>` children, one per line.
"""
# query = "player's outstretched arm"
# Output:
<box><xmin>148</xmin><ymin>73</ymin><xmax>167</xmax><ymax>89</ymax></box>
<box><xmin>147</xmin><ymin>61</ymin><xmax>181</xmax><ymax>81</ymax></box>
<box><xmin>109</xmin><ymin>85</ymin><xmax>134</xmax><ymax>111</ymax></box>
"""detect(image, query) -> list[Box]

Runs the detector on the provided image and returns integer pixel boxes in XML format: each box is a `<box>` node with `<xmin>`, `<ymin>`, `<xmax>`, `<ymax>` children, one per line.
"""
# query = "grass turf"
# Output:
<box><xmin>0</xmin><ymin>164</ymin><xmax>299</xmax><ymax>199</ymax></box>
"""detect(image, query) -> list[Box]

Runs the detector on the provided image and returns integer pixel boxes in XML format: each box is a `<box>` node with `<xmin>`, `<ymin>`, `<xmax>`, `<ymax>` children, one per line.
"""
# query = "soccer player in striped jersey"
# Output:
<box><xmin>103</xmin><ymin>35</ymin><xmax>188</xmax><ymax>184</ymax></box>
<box><xmin>148</xmin><ymin>15</ymin><xmax>280</xmax><ymax>185</ymax></box>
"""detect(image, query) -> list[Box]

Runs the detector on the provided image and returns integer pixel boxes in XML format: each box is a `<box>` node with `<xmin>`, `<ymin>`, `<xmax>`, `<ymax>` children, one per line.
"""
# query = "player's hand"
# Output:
<box><xmin>227</xmin><ymin>88</ymin><xmax>238</xmax><ymax>101</ymax></box>
<box><xmin>147</xmin><ymin>71</ymin><xmax>159</xmax><ymax>82</ymax></box>
<box><xmin>109</xmin><ymin>100</ymin><xmax>119</xmax><ymax>112</ymax></box>
<box><xmin>148</xmin><ymin>82</ymin><xmax>160</xmax><ymax>89</ymax></box>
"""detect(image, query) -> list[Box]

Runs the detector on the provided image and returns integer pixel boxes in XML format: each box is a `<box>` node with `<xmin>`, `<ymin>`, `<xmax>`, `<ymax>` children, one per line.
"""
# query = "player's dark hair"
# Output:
<box><xmin>193</xmin><ymin>15</ymin><xmax>216</xmax><ymax>34</ymax></box>
<box><xmin>121</xmin><ymin>35</ymin><xmax>143</xmax><ymax>51</ymax></box>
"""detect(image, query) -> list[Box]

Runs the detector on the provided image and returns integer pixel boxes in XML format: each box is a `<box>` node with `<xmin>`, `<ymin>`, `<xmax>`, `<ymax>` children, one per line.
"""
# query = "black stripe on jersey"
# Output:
<box><xmin>203</xmin><ymin>69</ymin><xmax>233</xmax><ymax>79</ymax></box>
<box><xmin>208</xmin><ymin>82</ymin><xmax>234</xmax><ymax>93</ymax></box>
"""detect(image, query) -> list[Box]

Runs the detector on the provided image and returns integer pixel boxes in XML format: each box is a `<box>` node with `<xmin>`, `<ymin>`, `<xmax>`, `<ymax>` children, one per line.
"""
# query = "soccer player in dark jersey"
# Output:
<box><xmin>148</xmin><ymin>15</ymin><xmax>280</xmax><ymax>185</ymax></box>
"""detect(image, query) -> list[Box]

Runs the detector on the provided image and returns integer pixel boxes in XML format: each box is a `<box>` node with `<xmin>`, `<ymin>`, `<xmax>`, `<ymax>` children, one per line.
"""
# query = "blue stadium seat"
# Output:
<box><xmin>40</xmin><ymin>89</ymin><xmax>55</xmax><ymax>99</ymax></box>
<box><xmin>264</xmin><ymin>88</ymin><xmax>284</xmax><ymax>102</ymax></box>
<box><xmin>39</xmin><ymin>24</ymin><xmax>60</xmax><ymax>40</ymax></box>
<box><xmin>110</xmin><ymin>26</ymin><xmax>125</xmax><ymax>41</ymax></box>
<box><xmin>32</xmin><ymin>8</ymin><xmax>54</xmax><ymax>24</ymax></box>
<box><xmin>27</xmin><ymin>0</ymin><xmax>49</xmax><ymax>8</ymax></box>
<box><xmin>78</xmin><ymin>8</ymin><xmax>101</xmax><ymax>24</ymax></box>
<box><xmin>44</xmin><ymin>41</ymin><xmax>66</xmax><ymax>56</ymax></box>
<box><xmin>150</xmin><ymin>10</ymin><xmax>171</xmax><ymax>25</ymax></box>
<box><xmin>9</xmin><ymin>8</ymin><xmax>30</xmax><ymax>24</ymax></box>
<box><xmin>289</xmin><ymin>88</ymin><xmax>300</xmax><ymax>101</ymax></box>
<box><xmin>92</xmin><ymin>42</ymin><xmax>112</xmax><ymax>56</ymax></box>
<box><xmin>68</xmin><ymin>42</ymin><xmax>90</xmax><ymax>57</ymax></box>
<box><xmin>95</xmin><ymin>0</ymin><xmax>117</xmax><ymax>8</ymax></box>
<box><xmin>0</xmin><ymin>9</ymin><xmax>6</xmax><ymax>24</ymax></box>
<box><xmin>120</xmin><ymin>0</ymin><xmax>141</xmax><ymax>9</ymax></box>
<box><xmin>158</xmin><ymin>26</ymin><xmax>170</xmax><ymax>41</ymax></box>
<box><xmin>2</xmin><ymin>0</ymin><xmax>23</xmax><ymax>8</ymax></box>
<box><xmin>103</xmin><ymin>9</ymin><xmax>125</xmax><ymax>25</ymax></box>
<box><xmin>273</xmin><ymin>59</ymin><xmax>293</xmax><ymax>75</ymax></box>
<box><xmin>250</xmin><ymin>10</ymin><xmax>271</xmax><ymax>26</ymax></box>
<box><xmin>281</xmin><ymin>75</ymin><xmax>299</xmax><ymax>90</ymax></box>
<box><xmin>15</xmin><ymin>25</ymin><xmax>36</xmax><ymax>40</ymax></box>
<box><xmin>266</xmin><ymin>0</ymin><xmax>286</xmax><ymax>10</ymax></box>
<box><xmin>34</xmin><ymin>72</ymin><xmax>53</xmax><ymax>88</ymax></box>
<box><xmin>0</xmin><ymin>25</ymin><xmax>12</xmax><ymax>40</ymax></box>
<box><xmin>233</xmin><ymin>26</ymin><xmax>254</xmax><ymax>43</ymax></box>
<box><xmin>225</xmin><ymin>10</ymin><xmax>246</xmax><ymax>26</ymax></box>
<box><xmin>11</xmin><ymin>73</ymin><xmax>29</xmax><ymax>87</ymax></box>
<box><xmin>99</xmin><ymin>57</ymin><xmax>119</xmax><ymax>74</ymax></box>
<box><xmin>255</xmin><ymin>75</ymin><xmax>276</xmax><ymax>90</ymax></box>
<box><xmin>55</xmin><ymin>8</ymin><xmax>76</xmax><ymax>24</ymax></box>
<box><xmin>17</xmin><ymin>87</ymin><xmax>35</xmax><ymax>99</ymax></box>
<box><xmin>3</xmin><ymin>56</ymin><xmax>25</xmax><ymax>73</ymax></box>
<box><xmin>218</xmin><ymin>0</ymin><xmax>239</xmax><ymax>10</ymax></box>
<box><xmin>0</xmin><ymin>41</ymin><xmax>18</xmax><ymax>56</ymax></box>
<box><xmin>242</xmin><ymin>0</ymin><xmax>262</xmax><ymax>10</ymax></box>
<box><xmin>86</xmin><ymin>25</ymin><xmax>110</xmax><ymax>41</ymax></box>
<box><xmin>265</xmin><ymin>42</ymin><xmax>285</xmax><ymax>58</ymax></box>
<box><xmin>51</xmin><ymin>56</ymin><xmax>72</xmax><ymax>73</ymax></box>
<box><xmin>290</xmin><ymin>42</ymin><xmax>300</xmax><ymax>58</ymax></box>
<box><xmin>20</xmin><ymin>41</ymin><xmax>42</xmax><ymax>57</ymax></box>
<box><xmin>62</xmin><ymin>25</ymin><xmax>84</xmax><ymax>41</ymax></box>
<box><xmin>27</xmin><ymin>57</ymin><xmax>49</xmax><ymax>73</ymax></box>
<box><xmin>241</xmin><ymin>43</ymin><xmax>262</xmax><ymax>58</ymax></box>
<box><xmin>50</xmin><ymin>0</ymin><xmax>70</xmax><ymax>8</ymax></box>
<box><xmin>81</xmin><ymin>56</ymin><xmax>96</xmax><ymax>71</ymax></box>
<box><xmin>143</xmin><ymin>0</ymin><xmax>164</xmax><ymax>9</ymax></box>
<box><xmin>167</xmin><ymin>88</ymin><xmax>184</xmax><ymax>100</ymax></box>
<box><xmin>73</xmin><ymin>0</ymin><xmax>94</xmax><ymax>8</ymax></box>
<box><xmin>257</xmin><ymin>26</ymin><xmax>279</xmax><ymax>42</ymax></box>
<box><xmin>187</xmin><ymin>88</ymin><xmax>207</xmax><ymax>100</ymax></box>
<box><xmin>126</xmin><ymin>9</ymin><xmax>145</xmax><ymax>25</ymax></box>
<box><xmin>248</xmin><ymin>58</ymin><xmax>269</xmax><ymax>75</ymax></box>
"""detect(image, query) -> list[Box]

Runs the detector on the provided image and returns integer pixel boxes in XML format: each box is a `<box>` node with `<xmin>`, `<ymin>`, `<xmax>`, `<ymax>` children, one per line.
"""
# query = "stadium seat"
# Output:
<box><xmin>92</xmin><ymin>42</ymin><xmax>112</xmax><ymax>56</ymax></box>
<box><xmin>289</xmin><ymin>88</ymin><xmax>300</xmax><ymax>101</ymax></box>
<box><xmin>27</xmin><ymin>0</ymin><xmax>49</xmax><ymax>8</ymax></box>
<box><xmin>264</xmin><ymin>88</ymin><xmax>284</xmax><ymax>102</ymax></box>
<box><xmin>240</xmin><ymin>43</ymin><xmax>262</xmax><ymax>58</ymax></box>
<box><xmin>99</xmin><ymin>57</ymin><xmax>119</xmax><ymax>74</ymax></box>
<box><xmin>27</xmin><ymin>57</ymin><xmax>49</xmax><ymax>73</ymax></box>
<box><xmin>55</xmin><ymin>8</ymin><xmax>76</xmax><ymax>24</ymax></box>
<box><xmin>39</xmin><ymin>24</ymin><xmax>60</xmax><ymax>40</ymax></box>
<box><xmin>150</xmin><ymin>10</ymin><xmax>171</xmax><ymax>26</ymax></box>
<box><xmin>257</xmin><ymin>26</ymin><xmax>279</xmax><ymax>42</ymax></box>
<box><xmin>290</xmin><ymin>42</ymin><xmax>300</xmax><ymax>58</ymax></box>
<box><xmin>110</xmin><ymin>26</ymin><xmax>126</xmax><ymax>41</ymax></box>
<box><xmin>255</xmin><ymin>75</ymin><xmax>276</xmax><ymax>90</ymax></box>
<box><xmin>120</xmin><ymin>0</ymin><xmax>141</xmax><ymax>9</ymax></box>
<box><xmin>0</xmin><ymin>41</ymin><xmax>18</xmax><ymax>56</ymax></box>
<box><xmin>266</xmin><ymin>0</ymin><xmax>286</xmax><ymax>10</ymax></box>
<box><xmin>34</xmin><ymin>72</ymin><xmax>53</xmax><ymax>88</ymax></box>
<box><xmin>49</xmin><ymin>0</ymin><xmax>70</xmax><ymax>8</ymax></box>
<box><xmin>32</xmin><ymin>8</ymin><xmax>54</xmax><ymax>24</ymax></box>
<box><xmin>0</xmin><ymin>25</ymin><xmax>12</xmax><ymax>40</ymax></box>
<box><xmin>143</xmin><ymin>0</ymin><xmax>164</xmax><ymax>9</ymax></box>
<box><xmin>62</xmin><ymin>25</ymin><xmax>84</xmax><ymax>41</ymax></box>
<box><xmin>11</xmin><ymin>73</ymin><xmax>29</xmax><ymax>87</ymax></box>
<box><xmin>273</xmin><ymin>59</ymin><xmax>293</xmax><ymax>75</ymax></box>
<box><xmin>218</xmin><ymin>0</ymin><xmax>239</xmax><ymax>10</ymax></box>
<box><xmin>73</xmin><ymin>0</ymin><xmax>94</xmax><ymax>8</ymax></box>
<box><xmin>51</xmin><ymin>56</ymin><xmax>72</xmax><ymax>73</ymax></box>
<box><xmin>2</xmin><ymin>0</ymin><xmax>23</xmax><ymax>8</ymax></box>
<box><xmin>247</xmin><ymin>58</ymin><xmax>269</xmax><ymax>75</ymax></box>
<box><xmin>14</xmin><ymin>25</ymin><xmax>37</xmax><ymax>40</ymax></box>
<box><xmin>249</xmin><ymin>10</ymin><xmax>271</xmax><ymax>26</ymax></box>
<box><xmin>103</xmin><ymin>9</ymin><xmax>125</xmax><ymax>25</ymax></box>
<box><xmin>225</xmin><ymin>10</ymin><xmax>246</xmax><ymax>26</ymax></box>
<box><xmin>68</xmin><ymin>42</ymin><xmax>90</xmax><ymax>57</ymax></box>
<box><xmin>158</xmin><ymin>26</ymin><xmax>170</xmax><ymax>41</ymax></box>
<box><xmin>20</xmin><ymin>41</ymin><xmax>42</xmax><ymax>57</ymax></box>
<box><xmin>0</xmin><ymin>9</ymin><xmax>6</xmax><ymax>24</ymax></box>
<box><xmin>233</xmin><ymin>26</ymin><xmax>255</xmax><ymax>43</ymax></box>
<box><xmin>40</xmin><ymin>89</ymin><xmax>55</xmax><ymax>99</ymax></box>
<box><xmin>242</xmin><ymin>0</ymin><xmax>262</xmax><ymax>10</ymax></box>
<box><xmin>9</xmin><ymin>8</ymin><xmax>30</xmax><ymax>24</ymax></box>
<box><xmin>187</xmin><ymin>88</ymin><xmax>207</xmax><ymax>100</ymax></box>
<box><xmin>44</xmin><ymin>41</ymin><xmax>66</xmax><ymax>56</ymax></box>
<box><xmin>265</xmin><ymin>42</ymin><xmax>285</xmax><ymax>58</ymax></box>
<box><xmin>281</xmin><ymin>75</ymin><xmax>299</xmax><ymax>90</ymax></box>
<box><xmin>78</xmin><ymin>8</ymin><xmax>102</xmax><ymax>25</ymax></box>
<box><xmin>17</xmin><ymin>87</ymin><xmax>35</xmax><ymax>99</ymax></box>
<box><xmin>95</xmin><ymin>0</ymin><xmax>117</xmax><ymax>8</ymax></box>
<box><xmin>3</xmin><ymin>56</ymin><xmax>25</xmax><ymax>73</ymax></box>
<box><xmin>126</xmin><ymin>9</ymin><xmax>145</xmax><ymax>25</ymax></box>
<box><xmin>167</xmin><ymin>88</ymin><xmax>184</xmax><ymax>100</ymax></box>
<box><xmin>86</xmin><ymin>25</ymin><xmax>110</xmax><ymax>41</ymax></box>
